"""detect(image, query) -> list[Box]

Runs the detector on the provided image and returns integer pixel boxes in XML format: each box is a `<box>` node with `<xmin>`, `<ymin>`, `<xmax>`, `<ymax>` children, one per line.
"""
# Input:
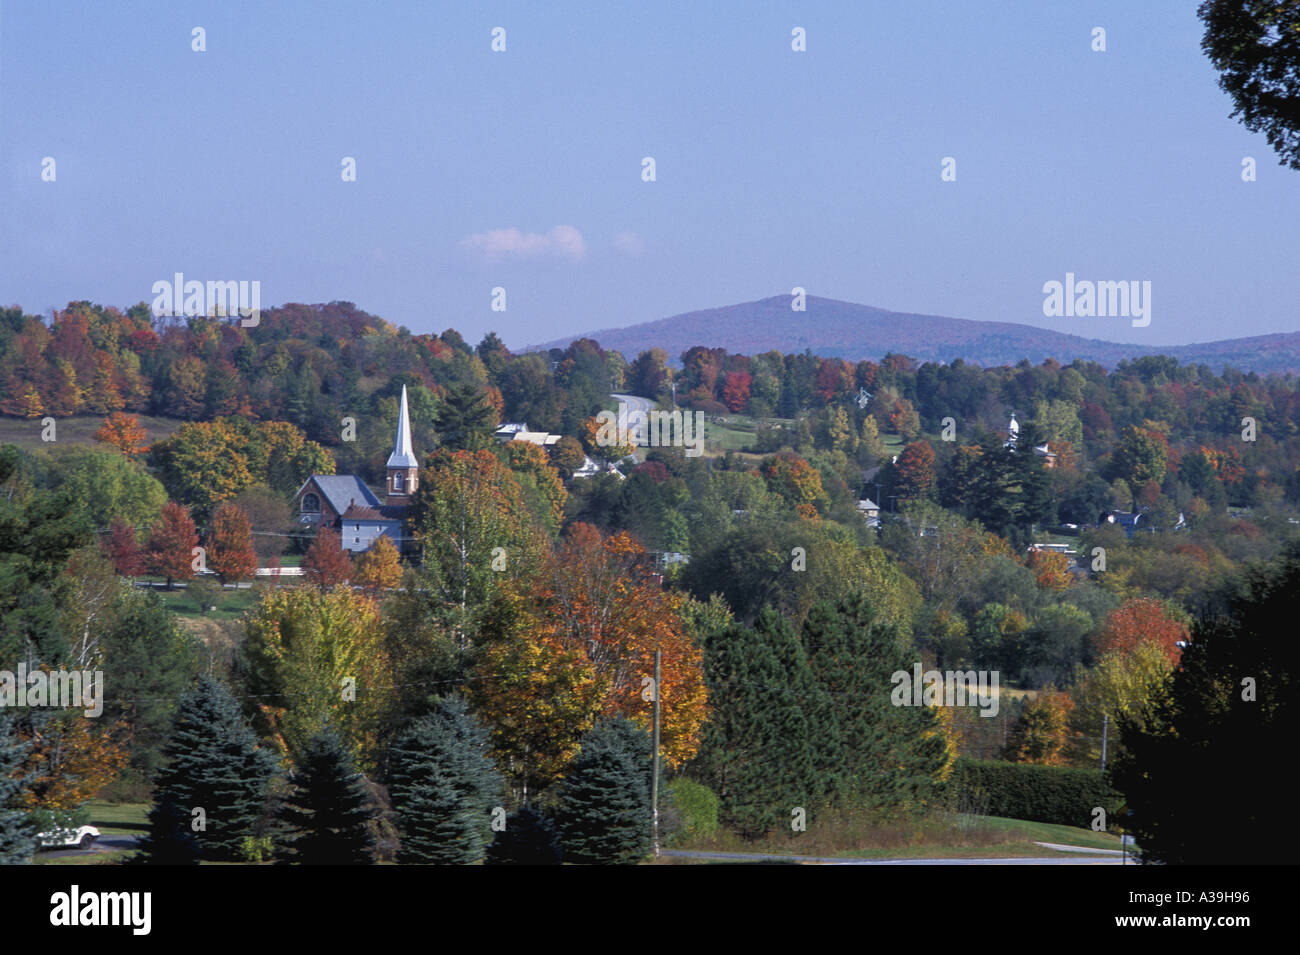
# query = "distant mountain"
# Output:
<box><xmin>529</xmin><ymin>295</ymin><xmax>1300</xmax><ymax>375</ymax></box>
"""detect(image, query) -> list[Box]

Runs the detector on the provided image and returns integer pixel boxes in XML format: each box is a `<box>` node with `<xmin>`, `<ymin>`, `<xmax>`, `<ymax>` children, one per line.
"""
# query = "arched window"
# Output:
<box><xmin>302</xmin><ymin>492</ymin><xmax>320</xmax><ymax>513</ymax></box>
<box><xmin>393</xmin><ymin>472</ymin><xmax>404</xmax><ymax>491</ymax></box>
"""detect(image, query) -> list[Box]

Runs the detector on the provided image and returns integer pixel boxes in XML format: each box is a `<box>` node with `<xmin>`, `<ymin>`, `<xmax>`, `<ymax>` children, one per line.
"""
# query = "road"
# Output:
<box><xmin>611</xmin><ymin>393</ymin><xmax>657</xmax><ymax>417</ymax></box>
<box><xmin>38</xmin><ymin>833</ymin><xmax>141</xmax><ymax>861</ymax></box>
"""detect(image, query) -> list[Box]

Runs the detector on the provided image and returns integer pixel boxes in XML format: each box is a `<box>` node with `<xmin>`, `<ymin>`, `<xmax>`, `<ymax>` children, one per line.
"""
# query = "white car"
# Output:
<box><xmin>38</xmin><ymin>825</ymin><xmax>100</xmax><ymax>850</ymax></box>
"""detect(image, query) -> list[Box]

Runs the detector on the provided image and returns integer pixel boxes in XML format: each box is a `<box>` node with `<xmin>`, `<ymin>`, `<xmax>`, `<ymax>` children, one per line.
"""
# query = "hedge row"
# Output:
<box><xmin>946</xmin><ymin>758</ymin><xmax>1124</xmax><ymax>828</ymax></box>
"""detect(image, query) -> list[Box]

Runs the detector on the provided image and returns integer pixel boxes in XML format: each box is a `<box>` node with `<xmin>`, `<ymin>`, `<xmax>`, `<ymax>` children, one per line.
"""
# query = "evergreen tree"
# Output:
<box><xmin>388</xmin><ymin>696</ymin><xmax>503</xmax><ymax>864</ymax></box>
<box><xmin>485</xmin><ymin>806</ymin><xmax>563</xmax><ymax>865</ymax></box>
<box><xmin>434</xmin><ymin>383</ymin><xmax>497</xmax><ymax>451</ymax></box>
<box><xmin>558</xmin><ymin>719</ymin><xmax>653</xmax><ymax>865</ymax></box>
<box><xmin>804</xmin><ymin>593</ymin><xmax>952</xmax><ymax>812</ymax></box>
<box><xmin>139</xmin><ymin>675</ymin><xmax>276</xmax><ymax>863</ymax></box>
<box><xmin>0</xmin><ymin>714</ymin><xmax>36</xmax><ymax>864</ymax></box>
<box><xmin>1112</xmin><ymin>544</ymin><xmax>1300</xmax><ymax>864</ymax></box>
<box><xmin>692</xmin><ymin>609</ymin><xmax>816</xmax><ymax>837</ymax></box>
<box><xmin>277</xmin><ymin>728</ymin><xmax>377</xmax><ymax>864</ymax></box>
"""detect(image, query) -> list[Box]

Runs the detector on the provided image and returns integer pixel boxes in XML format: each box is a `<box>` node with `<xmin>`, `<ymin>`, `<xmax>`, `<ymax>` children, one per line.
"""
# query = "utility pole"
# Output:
<box><xmin>1101</xmin><ymin>713</ymin><xmax>1109</xmax><ymax>770</ymax></box>
<box><xmin>651</xmin><ymin>649</ymin><xmax>662</xmax><ymax>858</ymax></box>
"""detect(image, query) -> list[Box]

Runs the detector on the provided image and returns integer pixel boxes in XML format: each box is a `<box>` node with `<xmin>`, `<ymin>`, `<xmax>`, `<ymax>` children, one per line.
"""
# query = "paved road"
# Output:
<box><xmin>38</xmin><ymin>833</ymin><xmax>141</xmax><ymax>861</ymax></box>
<box><xmin>661</xmin><ymin>847</ymin><xmax>1126</xmax><ymax>865</ymax></box>
<box><xmin>611</xmin><ymin>393</ymin><xmax>657</xmax><ymax>417</ymax></box>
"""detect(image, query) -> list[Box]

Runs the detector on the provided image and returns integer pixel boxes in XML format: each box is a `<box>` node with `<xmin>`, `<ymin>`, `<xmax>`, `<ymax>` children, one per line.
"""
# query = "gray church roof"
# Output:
<box><xmin>304</xmin><ymin>475</ymin><xmax>381</xmax><ymax>515</ymax></box>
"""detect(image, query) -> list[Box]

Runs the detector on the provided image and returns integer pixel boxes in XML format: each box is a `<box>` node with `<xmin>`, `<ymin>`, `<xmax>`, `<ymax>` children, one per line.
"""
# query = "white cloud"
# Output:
<box><xmin>461</xmin><ymin>224</ymin><xmax>586</xmax><ymax>262</ymax></box>
<box><xmin>612</xmin><ymin>231</ymin><xmax>645</xmax><ymax>256</ymax></box>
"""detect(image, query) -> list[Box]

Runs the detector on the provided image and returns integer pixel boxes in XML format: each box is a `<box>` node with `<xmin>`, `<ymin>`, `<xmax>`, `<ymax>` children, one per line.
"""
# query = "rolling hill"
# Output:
<box><xmin>529</xmin><ymin>295</ymin><xmax>1300</xmax><ymax>374</ymax></box>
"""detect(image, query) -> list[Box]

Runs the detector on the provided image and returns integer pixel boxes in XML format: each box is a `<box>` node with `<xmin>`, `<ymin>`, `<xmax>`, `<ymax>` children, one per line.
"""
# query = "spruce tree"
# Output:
<box><xmin>0</xmin><ymin>714</ymin><xmax>36</xmax><ymax>864</ymax></box>
<box><xmin>558</xmin><ymin>719</ymin><xmax>653</xmax><ymax>865</ymax></box>
<box><xmin>388</xmin><ymin>696</ymin><xmax>503</xmax><ymax>864</ymax></box>
<box><xmin>485</xmin><ymin>806</ymin><xmax>563</xmax><ymax>865</ymax></box>
<box><xmin>139</xmin><ymin>675</ymin><xmax>276</xmax><ymax>863</ymax></box>
<box><xmin>278</xmin><ymin>727</ymin><xmax>378</xmax><ymax>864</ymax></box>
<box><xmin>803</xmin><ymin>593</ymin><xmax>951</xmax><ymax>813</ymax></box>
<box><xmin>694</xmin><ymin>608</ymin><xmax>817</xmax><ymax>837</ymax></box>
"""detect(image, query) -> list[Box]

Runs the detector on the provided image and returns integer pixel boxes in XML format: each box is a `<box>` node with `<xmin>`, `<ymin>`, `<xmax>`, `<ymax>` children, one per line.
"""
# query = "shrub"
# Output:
<box><xmin>946</xmin><ymin>758</ymin><xmax>1123</xmax><ymax>828</ymax></box>
<box><xmin>664</xmin><ymin>778</ymin><xmax>718</xmax><ymax>845</ymax></box>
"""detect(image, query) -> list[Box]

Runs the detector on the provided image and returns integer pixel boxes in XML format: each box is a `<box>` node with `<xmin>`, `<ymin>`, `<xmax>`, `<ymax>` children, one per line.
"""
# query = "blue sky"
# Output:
<box><xmin>2</xmin><ymin>0</ymin><xmax>1297</xmax><ymax>350</ymax></box>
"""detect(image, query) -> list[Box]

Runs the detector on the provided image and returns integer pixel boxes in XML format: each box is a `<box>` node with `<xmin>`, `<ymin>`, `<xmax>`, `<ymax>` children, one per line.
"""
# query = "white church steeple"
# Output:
<box><xmin>385</xmin><ymin>385</ymin><xmax>419</xmax><ymax>503</ymax></box>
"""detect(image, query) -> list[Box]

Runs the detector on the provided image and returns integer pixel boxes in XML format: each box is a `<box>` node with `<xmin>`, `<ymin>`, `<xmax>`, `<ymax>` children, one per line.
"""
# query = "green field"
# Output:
<box><xmin>0</xmin><ymin>413</ymin><xmax>183</xmax><ymax>450</ymax></box>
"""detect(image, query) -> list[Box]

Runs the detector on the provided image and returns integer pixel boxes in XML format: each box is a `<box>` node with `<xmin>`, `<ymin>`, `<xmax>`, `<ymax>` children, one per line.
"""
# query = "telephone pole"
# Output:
<box><xmin>1101</xmin><ymin>713</ymin><xmax>1109</xmax><ymax>770</ymax></box>
<box><xmin>651</xmin><ymin>649</ymin><xmax>662</xmax><ymax>858</ymax></box>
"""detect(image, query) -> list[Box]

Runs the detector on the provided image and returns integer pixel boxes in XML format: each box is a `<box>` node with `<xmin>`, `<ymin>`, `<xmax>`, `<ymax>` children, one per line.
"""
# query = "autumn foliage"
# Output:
<box><xmin>208</xmin><ymin>503</ymin><xmax>259</xmax><ymax>584</ymax></box>
<box><xmin>146</xmin><ymin>501</ymin><xmax>199</xmax><ymax>588</ymax></box>
<box><xmin>1095</xmin><ymin>597</ymin><xmax>1189</xmax><ymax>665</ymax></box>
<box><xmin>302</xmin><ymin>528</ymin><xmax>353</xmax><ymax>588</ymax></box>
<box><xmin>94</xmin><ymin>412</ymin><xmax>149</xmax><ymax>455</ymax></box>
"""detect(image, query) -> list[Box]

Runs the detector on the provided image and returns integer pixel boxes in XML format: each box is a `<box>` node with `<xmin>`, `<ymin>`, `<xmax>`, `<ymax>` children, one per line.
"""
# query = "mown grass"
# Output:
<box><xmin>672</xmin><ymin>809</ymin><xmax>1124</xmax><ymax>860</ymax></box>
<box><xmin>0</xmin><ymin>413</ymin><xmax>183</xmax><ymax>450</ymax></box>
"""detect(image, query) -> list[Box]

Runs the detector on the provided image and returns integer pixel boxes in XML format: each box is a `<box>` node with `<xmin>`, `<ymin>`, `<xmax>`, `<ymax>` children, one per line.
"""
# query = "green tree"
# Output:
<box><xmin>101</xmin><ymin>587</ymin><xmax>198</xmax><ymax>789</ymax></box>
<box><xmin>1112</xmin><ymin>544</ymin><xmax>1300</xmax><ymax>863</ymax></box>
<box><xmin>435</xmin><ymin>383</ymin><xmax>497</xmax><ymax>451</ymax></box>
<box><xmin>0</xmin><ymin>714</ymin><xmax>37</xmax><ymax>864</ymax></box>
<box><xmin>1199</xmin><ymin>0</ymin><xmax>1300</xmax><ymax>170</ymax></box>
<box><xmin>692</xmin><ymin>609</ymin><xmax>816</xmax><ymax>838</ymax></box>
<box><xmin>558</xmin><ymin>719</ymin><xmax>653</xmax><ymax>864</ymax></box>
<box><xmin>140</xmin><ymin>675</ymin><xmax>276</xmax><ymax>863</ymax></box>
<box><xmin>388</xmin><ymin>696</ymin><xmax>504</xmax><ymax>865</ymax></box>
<box><xmin>277</xmin><ymin>727</ymin><xmax>378</xmax><ymax>865</ymax></box>
<box><xmin>802</xmin><ymin>593</ymin><xmax>954</xmax><ymax>811</ymax></box>
<box><xmin>485</xmin><ymin>805</ymin><xmax>563</xmax><ymax>865</ymax></box>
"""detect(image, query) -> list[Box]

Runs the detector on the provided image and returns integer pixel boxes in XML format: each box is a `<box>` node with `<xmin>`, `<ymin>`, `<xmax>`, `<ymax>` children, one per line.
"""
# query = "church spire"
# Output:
<box><xmin>385</xmin><ymin>385</ymin><xmax>419</xmax><ymax>504</ymax></box>
<box><xmin>387</xmin><ymin>385</ymin><xmax>418</xmax><ymax>470</ymax></box>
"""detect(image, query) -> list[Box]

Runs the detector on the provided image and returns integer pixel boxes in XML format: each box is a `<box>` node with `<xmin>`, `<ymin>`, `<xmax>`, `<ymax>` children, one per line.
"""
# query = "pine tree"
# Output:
<box><xmin>485</xmin><ymin>806</ymin><xmax>563</xmax><ymax>865</ymax></box>
<box><xmin>693</xmin><ymin>609</ymin><xmax>817</xmax><ymax>838</ymax></box>
<box><xmin>558</xmin><ymin>719</ymin><xmax>653</xmax><ymax>865</ymax></box>
<box><xmin>434</xmin><ymin>383</ymin><xmax>497</xmax><ymax>451</ymax></box>
<box><xmin>803</xmin><ymin>593</ymin><xmax>953</xmax><ymax>812</ymax></box>
<box><xmin>139</xmin><ymin>675</ymin><xmax>275</xmax><ymax>863</ymax></box>
<box><xmin>277</xmin><ymin>728</ymin><xmax>377</xmax><ymax>864</ymax></box>
<box><xmin>0</xmin><ymin>714</ymin><xmax>37</xmax><ymax>864</ymax></box>
<box><xmin>388</xmin><ymin>696</ymin><xmax>503</xmax><ymax>864</ymax></box>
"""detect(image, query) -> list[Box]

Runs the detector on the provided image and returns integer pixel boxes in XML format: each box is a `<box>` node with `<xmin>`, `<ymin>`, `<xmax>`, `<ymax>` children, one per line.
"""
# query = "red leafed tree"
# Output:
<box><xmin>895</xmin><ymin>440</ymin><xmax>936</xmax><ymax>502</ymax></box>
<box><xmin>721</xmin><ymin>371</ymin><xmax>752</xmax><ymax>412</ymax></box>
<box><xmin>302</xmin><ymin>527</ymin><xmax>353</xmax><ymax>587</ymax></box>
<box><xmin>102</xmin><ymin>518</ymin><xmax>146</xmax><ymax>577</ymax></box>
<box><xmin>208</xmin><ymin>503</ymin><xmax>259</xmax><ymax>584</ymax></box>
<box><xmin>147</xmin><ymin>501</ymin><xmax>199</xmax><ymax>590</ymax></box>
<box><xmin>1095</xmin><ymin>597</ymin><xmax>1189</xmax><ymax>665</ymax></box>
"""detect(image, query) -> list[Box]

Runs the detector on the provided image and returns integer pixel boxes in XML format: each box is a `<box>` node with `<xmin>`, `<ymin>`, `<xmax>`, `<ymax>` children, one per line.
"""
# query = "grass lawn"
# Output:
<box><xmin>84</xmin><ymin>801</ymin><xmax>149</xmax><ymax>835</ymax></box>
<box><xmin>675</xmin><ymin>810</ymin><xmax>1126</xmax><ymax>860</ymax></box>
<box><xmin>154</xmin><ymin>583</ymin><xmax>265</xmax><ymax>621</ymax></box>
<box><xmin>0</xmin><ymin>413</ymin><xmax>184</xmax><ymax>450</ymax></box>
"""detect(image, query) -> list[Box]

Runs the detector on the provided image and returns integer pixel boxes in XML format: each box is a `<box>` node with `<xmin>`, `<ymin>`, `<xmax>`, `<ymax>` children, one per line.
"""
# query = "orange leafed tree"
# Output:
<box><xmin>94</xmin><ymin>412</ymin><xmax>149</xmax><ymax>455</ymax></box>
<box><xmin>208</xmin><ymin>502</ymin><xmax>259</xmax><ymax>584</ymax></box>
<box><xmin>1027</xmin><ymin>547</ymin><xmax>1070</xmax><ymax>591</ymax></box>
<box><xmin>302</xmin><ymin>527</ymin><xmax>353</xmax><ymax>588</ymax></box>
<box><xmin>536</xmin><ymin>523</ymin><xmax>708</xmax><ymax>767</ymax></box>
<box><xmin>1095</xmin><ymin>597</ymin><xmax>1188</xmax><ymax>665</ymax></box>
<box><xmin>16</xmin><ymin>711</ymin><xmax>129</xmax><ymax>811</ymax></box>
<box><xmin>146</xmin><ymin>501</ymin><xmax>199</xmax><ymax>590</ymax></box>
<box><xmin>353</xmin><ymin>533</ymin><xmax>403</xmax><ymax>590</ymax></box>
